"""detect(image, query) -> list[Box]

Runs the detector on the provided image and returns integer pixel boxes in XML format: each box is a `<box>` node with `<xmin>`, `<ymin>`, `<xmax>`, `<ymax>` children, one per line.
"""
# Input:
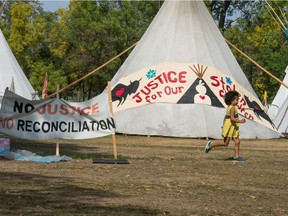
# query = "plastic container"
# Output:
<box><xmin>0</xmin><ymin>138</ymin><xmax>10</xmax><ymax>154</ymax></box>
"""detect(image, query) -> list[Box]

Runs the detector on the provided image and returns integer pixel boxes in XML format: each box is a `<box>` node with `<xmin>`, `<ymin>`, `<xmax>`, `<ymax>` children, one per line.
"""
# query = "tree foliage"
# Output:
<box><xmin>47</xmin><ymin>0</ymin><xmax>159</xmax><ymax>100</ymax></box>
<box><xmin>1</xmin><ymin>0</ymin><xmax>287</xmax><ymax>103</ymax></box>
<box><xmin>223</xmin><ymin>1</ymin><xmax>287</xmax><ymax>102</ymax></box>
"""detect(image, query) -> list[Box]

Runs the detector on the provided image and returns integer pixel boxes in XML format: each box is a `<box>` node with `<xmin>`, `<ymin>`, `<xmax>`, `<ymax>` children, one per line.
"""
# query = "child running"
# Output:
<box><xmin>205</xmin><ymin>90</ymin><xmax>246</xmax><ymax>162</ymax></box>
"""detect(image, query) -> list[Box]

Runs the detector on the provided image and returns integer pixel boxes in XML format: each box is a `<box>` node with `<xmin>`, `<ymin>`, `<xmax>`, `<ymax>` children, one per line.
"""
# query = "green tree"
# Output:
<box><xmin>49</xmin><ymin>0</ymin><xmax>159</xmax><ymax>101</ymax></box>
<box><xmin>0</xmin><ymin>0</ymin><xmax>9</xmax><ymax>32</ymax></box>
<box><xmin>6</xmin><ymin>0</ymin><xmax>286</xmax><ymax>103</ymax></box>
<box><xmin>49</xmin><ymin>0</ymin><xmax>124</xmax><ymax>100</ymax></box>
<box><xmin>224</xmin><ymin>1</ymin><xmax>288</xmax><ymax>102</ymax></box>
<box><xmin>8</xmin><ymin>1</ymin><xmax>67</xmax><ymax>97</ymax></box>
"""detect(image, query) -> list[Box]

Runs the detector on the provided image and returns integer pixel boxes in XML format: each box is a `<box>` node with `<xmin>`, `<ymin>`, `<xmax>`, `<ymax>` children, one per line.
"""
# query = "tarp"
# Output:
<box><xmin>0</xmin><ymin>89</ymin><xmax>115</xmax><ymax>140</ymax></box>
<box><xmin>0</xmin><ymin>150</ymin><xmax>72</xmax><ymax>163</ymax></box>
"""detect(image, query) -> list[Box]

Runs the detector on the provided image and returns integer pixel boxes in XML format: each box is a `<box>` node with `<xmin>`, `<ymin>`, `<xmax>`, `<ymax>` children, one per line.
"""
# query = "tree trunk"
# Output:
<box><xmin>218</xmin><ymin>1</ymin><xmax>231</xmax><ymax>29</ymax></box>
<box><xmin>0</xmin><ymin>0</ymin><xmax>7</xmax><ymax>15</ymax></box>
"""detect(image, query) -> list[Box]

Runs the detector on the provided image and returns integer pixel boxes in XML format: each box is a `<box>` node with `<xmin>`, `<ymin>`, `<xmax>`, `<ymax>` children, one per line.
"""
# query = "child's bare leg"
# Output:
<box><xmin>205</xmin><ymin>137</ymin><xmax>230</xmax><ymax>153</ymax></box>
<box><xmin>211</xmin><ymin>137</ymin><xmax>230</xmax><ymax>149</ymax></box>
<box><xmin>233</xmin><ymin>137</ymin><xmax>240</xmax><ymax>158</ymax></box>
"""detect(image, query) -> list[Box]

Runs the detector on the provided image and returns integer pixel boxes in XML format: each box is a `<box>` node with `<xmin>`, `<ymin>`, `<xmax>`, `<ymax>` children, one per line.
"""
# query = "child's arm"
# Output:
<box><xmin>222</xmin><ymin>116</ymin><xmax>226</xmax><ymax>125</ymax></box>
<box><xmin>221</xmin><ymin>116</ymin><xmax>226</xmax><ymax>128</ymax></box>
<box><xmin>230</xmin><ymin>106</ymin><xmax>246</xmax><ymax>123</ymax></box>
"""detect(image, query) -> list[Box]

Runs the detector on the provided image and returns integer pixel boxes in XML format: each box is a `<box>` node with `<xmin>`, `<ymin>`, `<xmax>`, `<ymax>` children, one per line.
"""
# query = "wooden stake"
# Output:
<box><xmin>225</xmin><ymin>38</ymin><xmax>288</xmax><ymax>89</ymax></box>
<box><xmin>56</xmin><ymin>142</ymin><xmax>60</xmax><ymax>156</ymax></box>
<box><xmin>56</xmin><ymin>85</ymin><xmax>60</xmax><ymax>156</ymax></box>
<box><xmin>107</xmin><ymin>81</ymin><xmax>117</xmax><ymax>159</ymax></box>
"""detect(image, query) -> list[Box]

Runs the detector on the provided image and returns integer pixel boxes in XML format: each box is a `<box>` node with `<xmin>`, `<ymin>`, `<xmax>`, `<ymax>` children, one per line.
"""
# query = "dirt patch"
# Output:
<box><xmin>0</xmin><ymin>135</ymin><xmax>287</xmax><ymax>215</ymax></box>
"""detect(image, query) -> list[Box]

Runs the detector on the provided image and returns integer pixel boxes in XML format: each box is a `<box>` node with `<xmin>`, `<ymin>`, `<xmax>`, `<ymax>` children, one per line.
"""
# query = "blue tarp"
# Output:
<box><xmin>0</xmin><ymin>150</ymin><xmax>72</xmax><ymax>163</ymax></box>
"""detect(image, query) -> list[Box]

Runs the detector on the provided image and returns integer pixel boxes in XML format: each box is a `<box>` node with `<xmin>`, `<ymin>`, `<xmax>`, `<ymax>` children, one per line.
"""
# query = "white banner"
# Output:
<box><xmin>111</xmin><ymin>62</ymin><xmax>277</xmax><ymax>131</ymax></box>
<box><xmin>0</xmin><ymin>89</ymin><xmax>115</xmax><ymax>140</ymax></box>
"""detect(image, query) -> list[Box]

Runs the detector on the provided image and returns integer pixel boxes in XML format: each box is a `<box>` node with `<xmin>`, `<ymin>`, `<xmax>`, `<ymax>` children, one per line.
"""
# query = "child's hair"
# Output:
<box><xmin>224</xmin><ymin>91</ymin><xmax>240</xmax><ymax>105</ymax></box>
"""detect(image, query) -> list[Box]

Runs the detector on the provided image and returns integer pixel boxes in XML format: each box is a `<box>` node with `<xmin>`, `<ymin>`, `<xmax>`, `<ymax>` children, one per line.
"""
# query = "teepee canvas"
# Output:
<box><xmin>268</xmin><ymin>66</ymin><xmax>288</xmax><ymax>134</ymax></box>
<box><xmin>104</xmin><ymin>0</ymin><xmax>281</xmax><ymax>139</ymax></box>
<box><xmin>273</xmin><ymin>98</ymin><xmax>288</xmax><ymax>134</ymax></box>
<box><xmin>0</xmin><ymin>29</ymin><xmax>38</xmax><ymax>106</ymax></box>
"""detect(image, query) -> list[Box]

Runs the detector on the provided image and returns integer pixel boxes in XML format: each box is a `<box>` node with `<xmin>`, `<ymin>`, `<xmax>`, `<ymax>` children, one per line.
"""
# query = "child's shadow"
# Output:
<box><xmin>224</xmin><ymin>157</ymin><xmax>235</xmax><ymax>161</ymax></box>
<box><xmin>223</xmin><ymin>157</ymin><xmax>247</xmax><ymax>162</ymax></box>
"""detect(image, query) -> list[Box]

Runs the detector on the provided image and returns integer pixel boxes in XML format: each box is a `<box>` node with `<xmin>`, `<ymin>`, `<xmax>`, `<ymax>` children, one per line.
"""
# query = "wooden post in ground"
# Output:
<box><xmin>56</xmin><ymin>85</ymin><xmax>60</xmax><ymax>156</ymax></box>
<box><xmin>107</xmin><ymin>81</ymin><xmax>117</xmax><ymax>160</ymax></box>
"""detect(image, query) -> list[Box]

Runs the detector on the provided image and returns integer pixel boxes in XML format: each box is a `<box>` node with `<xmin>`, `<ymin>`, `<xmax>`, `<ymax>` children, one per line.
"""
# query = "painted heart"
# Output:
<box><xmin>116</xmin><ymin>88</ymin><xmax>125</xmax><ymax>97</ymax></box>
<box><xmin>199</xmin><ymin>95</ymin><xmax>205</xmax><ymax>100</ymax></box>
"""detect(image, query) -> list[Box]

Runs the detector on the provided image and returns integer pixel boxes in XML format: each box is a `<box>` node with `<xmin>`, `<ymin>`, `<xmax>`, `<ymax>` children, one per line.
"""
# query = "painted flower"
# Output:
<box><xmin>146</xmin><ymin>69</ymin><xmax>156</xmax><ymax>79</ymax></box>
<box><xmin>225</xmin><ymin>77</ymin><xmax>233</xmax><ymax>85</ymax></box>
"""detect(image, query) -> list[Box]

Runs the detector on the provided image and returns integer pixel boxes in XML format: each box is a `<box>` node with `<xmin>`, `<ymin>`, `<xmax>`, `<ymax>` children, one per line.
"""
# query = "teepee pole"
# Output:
<box><xmin>264</xmin><ymin>0</ymin><xmax>286</xmax><ymax>30</ymax></box>
<box><xmin>47</xmin><ymin>42</ymin><xmax>137</xmax><ymax>99</ymax></box>
<box><xmin>267</xmin><ymin>9</ymin><xmax>286</xmax><ymax>33</ymax></box>
<box><xmin>225</xmin><ymin>38</ymin><xmax>288</xmax><ymax>89</ymax></box>
<box><xmin>107</xmin><ymin>81</ymin><xmax>117</xmax><ymax>160</ymax></box>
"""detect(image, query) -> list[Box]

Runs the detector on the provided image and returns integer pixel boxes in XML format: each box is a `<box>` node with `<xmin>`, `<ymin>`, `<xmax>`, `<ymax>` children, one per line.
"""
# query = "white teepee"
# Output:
<box><xmin>268</xmin><ymin>66</ymin><xmax>288</xmax><ymax>134</ymax></box>
<box><xmin>0</xmin><ymin>29</ymin><xmax>38</xmax><ymax>106</ymax></box>
<box><xmin>273</xmin><ymin>98</ymin><xmax>288</xmax><ymax>134</ymax></box>
<box><xmin>104</xmin><ymin>0</ymin><xmax>281</xmax><ymax>139</ymax></box>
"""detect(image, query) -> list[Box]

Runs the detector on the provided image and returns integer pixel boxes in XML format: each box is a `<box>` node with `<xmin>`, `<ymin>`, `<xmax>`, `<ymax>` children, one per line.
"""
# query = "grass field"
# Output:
<box><xmin>0</xmin><ymin>135</ymin><xmax>287</xmax><ymax>216</ymax></box>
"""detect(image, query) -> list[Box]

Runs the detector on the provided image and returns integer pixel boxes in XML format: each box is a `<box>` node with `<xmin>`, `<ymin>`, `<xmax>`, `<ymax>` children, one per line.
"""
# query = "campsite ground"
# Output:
<box><xmin>0</xmin><ymin>135</ymin><xmax>287</xmax><ymax>216</ymax></box>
